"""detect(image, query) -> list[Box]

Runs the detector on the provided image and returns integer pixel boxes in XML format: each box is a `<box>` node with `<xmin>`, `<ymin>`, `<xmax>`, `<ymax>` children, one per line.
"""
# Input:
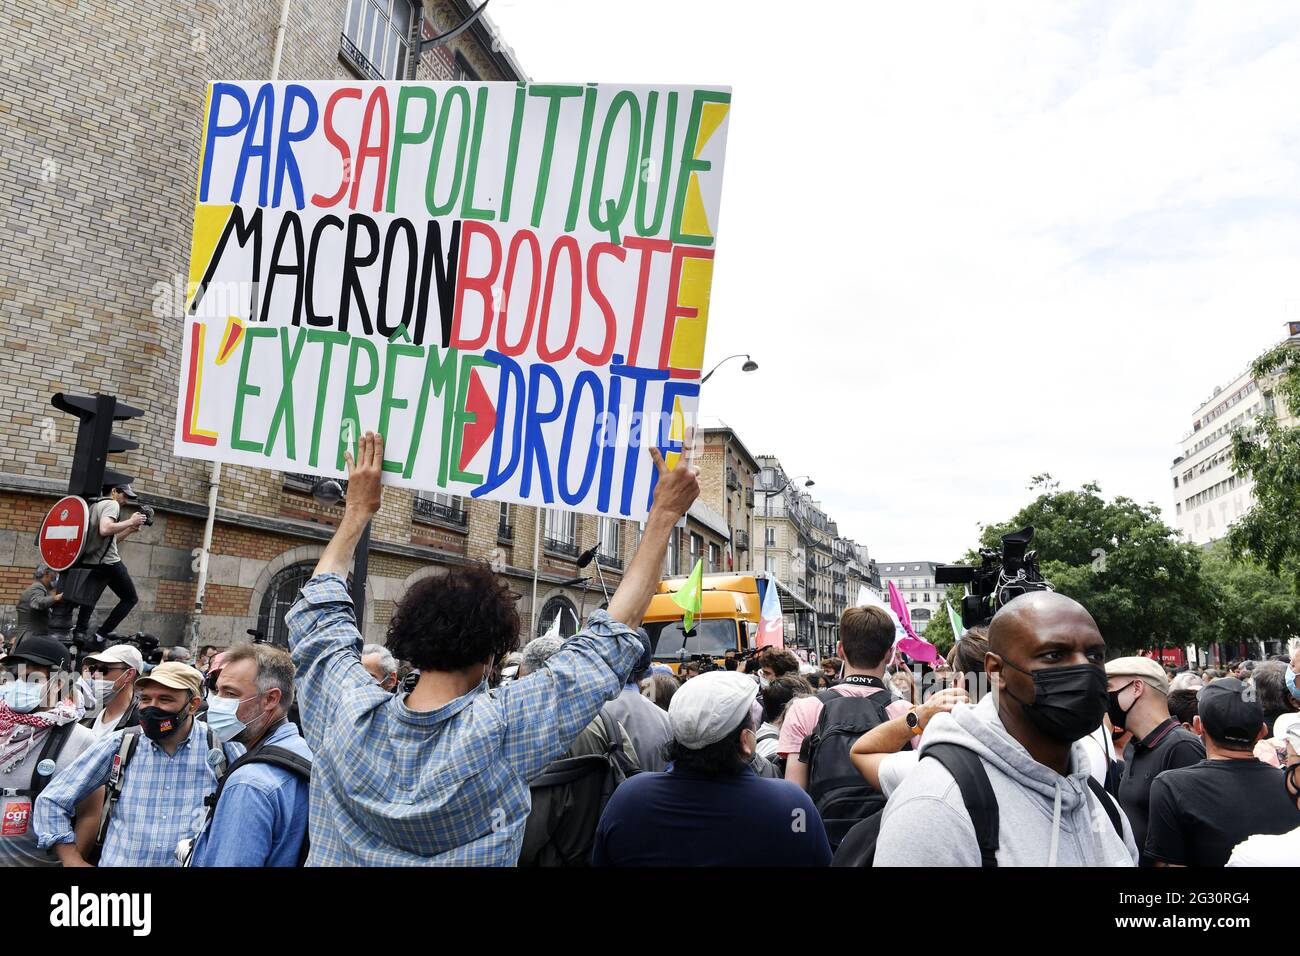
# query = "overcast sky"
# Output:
<box><xmin>490</xmin><ymin>0</ymin><xmax>1300</xmax><ymax>561</ymax></box>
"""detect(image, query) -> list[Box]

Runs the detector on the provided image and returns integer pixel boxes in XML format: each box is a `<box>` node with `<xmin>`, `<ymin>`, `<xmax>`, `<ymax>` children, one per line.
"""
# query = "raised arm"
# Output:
<box><xmin>500</xmin><ymin>443</ymin><xmax>700</xmax><ymax>780</ymax></box>
<box><xmin>287</xmin><ymin>433</ymin><xmax>390</xmax><ymax>751</ymax></box>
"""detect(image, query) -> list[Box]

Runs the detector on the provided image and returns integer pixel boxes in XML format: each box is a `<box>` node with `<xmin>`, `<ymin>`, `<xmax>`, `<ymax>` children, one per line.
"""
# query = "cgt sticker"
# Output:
<box><xmin>3</xmin><ymin>799</ymin><xmax>31</xmax><ymax>836</ymax></box>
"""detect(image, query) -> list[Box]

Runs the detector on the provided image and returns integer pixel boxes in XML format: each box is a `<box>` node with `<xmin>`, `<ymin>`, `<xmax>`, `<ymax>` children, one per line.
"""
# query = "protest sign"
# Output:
<box><xmin>174</xmin><ymin>81</ymin><xmax>731</xmax><ymax>520</ymax></box>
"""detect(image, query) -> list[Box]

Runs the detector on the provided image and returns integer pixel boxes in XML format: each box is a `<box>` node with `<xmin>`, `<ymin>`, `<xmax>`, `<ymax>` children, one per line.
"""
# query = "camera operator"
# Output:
<box><xmin>72</xmin><ymin>483</ymin><xmax>147</xmax><ymax>646</ymax></box>
<box><xmin>13</xmin><ymin>564</ymin><xmax>62</xmax><ymax>645</ymax></box>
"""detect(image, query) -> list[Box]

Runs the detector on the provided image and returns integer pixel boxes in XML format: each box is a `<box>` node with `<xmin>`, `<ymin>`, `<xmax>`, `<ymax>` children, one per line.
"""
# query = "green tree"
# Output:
<box><xmin>974</xmin><ymin>476</ymin><xmax>1217</xmax><ymax>654</ymax></box>
<box><xmin>1200</xmin><ymin>539</ymin><xmax>1300</xmax><ymax>648</ymax></box>
<box><xmin>1229</xmin><ymin>342</ymin><xmax>1300</xmax><ymax>586</ymax></box>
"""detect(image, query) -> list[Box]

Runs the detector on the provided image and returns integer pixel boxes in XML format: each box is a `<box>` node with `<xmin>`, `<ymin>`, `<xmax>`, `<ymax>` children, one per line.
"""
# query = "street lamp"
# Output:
<box><xmin>761</xmin><ymin>473</ymin><xmax>813</xmax><ymax>654</ymax></box>
<box><xmin>699</xmin><ymin>353</ymin><xmax>758</xmax><ymax>384</ymax></box>
<box><xmin>312</xmin><ymin>478</ymin><xmax>371</xmax><ymax>628</ymax></box>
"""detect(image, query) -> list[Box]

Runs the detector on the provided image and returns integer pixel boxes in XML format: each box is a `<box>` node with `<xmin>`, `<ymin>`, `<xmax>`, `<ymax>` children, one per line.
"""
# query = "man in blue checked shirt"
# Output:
<box><xmin>34</xmin><ymin>662</ymin><xmax>235</xmax><ymax>867</ymax></box>
<box><xmin>188</xmin><ymin>642</ymin><xmax>311</xmax><ymax>867</ymax></box>
<box><xmin>288</xmin><ymin>431</ymin><xmax>700</xmax><ymax>866</ymax></box>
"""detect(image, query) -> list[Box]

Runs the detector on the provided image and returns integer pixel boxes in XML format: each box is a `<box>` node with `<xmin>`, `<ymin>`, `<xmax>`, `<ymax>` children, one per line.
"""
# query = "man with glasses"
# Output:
<box><xmin>79</xmin><ymin>644</ymin><xmax>143</xmax><ymax>738</ymax></box>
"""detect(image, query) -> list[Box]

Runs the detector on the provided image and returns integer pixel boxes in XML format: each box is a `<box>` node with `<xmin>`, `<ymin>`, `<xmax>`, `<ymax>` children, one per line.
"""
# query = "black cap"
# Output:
<box><xmin>1198</xmin><ymin>677</ymin><xmax>1265</xmax><ymax>747</ymax></box>
<box><xmin>3</xmin><ymin>633</ymin><xmax>73</xmax><ymax>671</ymax></box>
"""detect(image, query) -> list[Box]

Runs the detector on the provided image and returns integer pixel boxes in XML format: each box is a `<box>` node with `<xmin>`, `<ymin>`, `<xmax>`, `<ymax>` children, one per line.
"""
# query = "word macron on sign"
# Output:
<box><xmin>176</xmin><ymin>81</ymin><xmax>731</xmax><ymax>522</ymax></box>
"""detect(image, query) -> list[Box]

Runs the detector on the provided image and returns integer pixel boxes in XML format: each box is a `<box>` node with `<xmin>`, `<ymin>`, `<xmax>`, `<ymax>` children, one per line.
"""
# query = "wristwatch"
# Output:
<box><xmin>906</xmin><ymin>707</ymin><xmax>923</xmax><ymax>735</ymax></box>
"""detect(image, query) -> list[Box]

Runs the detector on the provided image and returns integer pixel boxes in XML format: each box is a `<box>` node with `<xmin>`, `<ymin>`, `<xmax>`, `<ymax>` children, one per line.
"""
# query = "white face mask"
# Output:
<box><xmin>205</xmin><ymin>693</ymin><xmax>263</xmax><ymax>744</ymax></box>
<box><xmin>86</xmin><ymin>672</ymin><xmax>128</xmax><ymax>707</ymax></box>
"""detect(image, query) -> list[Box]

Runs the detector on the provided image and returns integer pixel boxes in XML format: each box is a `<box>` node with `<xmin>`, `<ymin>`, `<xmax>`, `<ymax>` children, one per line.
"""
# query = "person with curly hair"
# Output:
<box><xmin>287</xmin><ymin>432</ymin><xmax>700</xmax><ymax>865</ymax></box>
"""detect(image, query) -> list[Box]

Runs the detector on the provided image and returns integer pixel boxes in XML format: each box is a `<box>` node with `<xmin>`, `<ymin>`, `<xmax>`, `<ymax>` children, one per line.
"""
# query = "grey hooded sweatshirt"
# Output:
<box><xmin>874</xmin><ymin>694</ymin><xmax>1138</xmax><ymax>867</ymax></box>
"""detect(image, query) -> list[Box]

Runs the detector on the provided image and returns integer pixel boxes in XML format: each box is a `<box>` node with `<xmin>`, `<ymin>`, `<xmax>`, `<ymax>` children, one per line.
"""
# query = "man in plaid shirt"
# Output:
<box><xmin>34</xmin><ymin>662</ymin><xmax>234</xmax><ymax>867</ymax></box>
<box><xmin>288</xmin><ymin>432</ymin><xmax>699</xmax><ymax>865</ymax></box>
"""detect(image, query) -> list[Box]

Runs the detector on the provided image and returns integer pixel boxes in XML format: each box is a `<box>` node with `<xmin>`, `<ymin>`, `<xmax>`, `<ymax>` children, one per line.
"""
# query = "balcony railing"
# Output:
<box><xmin>339</xmin><ymin>32</ymin><xmax>384</xmax><ymax>81</ymax></box>
<box><xmin>734</xmin><ymin>529</ymin><xmax>750</xmax><ymax>550</ymax></box>
<box><xmin>597</xmin><ymin>550</ymin><xmax>623</xmax><ymax>571</ymax></box>
<box><xmin>544</xmin><ymin>537</ymin><xmax>580</xmax><ymax>558</ymax></box>
<box><xmin>412</xmin><ymin>497</ymin><xmax>466</xmax><ymax>527</ymax></box>
<box><xmin>726</xmin><ymin>468</ymin><xmax>739</xmax><ymax>491</ymax></box>
<box><xmin>745</xmin><ymin>487</ymin><xmax>754</xmax><ymax>507</ymax></box>
<box><xmin>497</xmin><ymin>522</ymin><xmax>514</xmax><ymax>542</ymax></box>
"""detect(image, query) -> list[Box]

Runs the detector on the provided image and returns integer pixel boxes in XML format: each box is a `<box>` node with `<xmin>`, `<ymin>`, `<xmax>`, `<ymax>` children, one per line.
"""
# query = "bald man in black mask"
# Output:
<box><xmin>874</xmin><ymin>592</ymin><xmax>1138</xmax><ymax>867</ymax></box>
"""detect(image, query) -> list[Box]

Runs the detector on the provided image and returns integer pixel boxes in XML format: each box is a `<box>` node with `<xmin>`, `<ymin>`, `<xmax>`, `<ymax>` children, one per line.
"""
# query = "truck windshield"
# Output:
<box><xmin>645</xmin><ymin>619</ymin><xmax>737</xmax><ymax>661</ymax></box>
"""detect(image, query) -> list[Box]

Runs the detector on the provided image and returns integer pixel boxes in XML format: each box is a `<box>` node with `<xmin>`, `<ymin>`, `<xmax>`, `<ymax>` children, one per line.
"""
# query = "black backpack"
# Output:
<box><xmin>831</xmin><ymin>743</ymin><xmax>1125</xmax><ymax>867</ymax></box>
<box><xmin>518</xmin><ymin>712</ymin><xmax>638</xmax><ymax>867</ymax></box>
<box><xmin>801</xmin><ymin>686</ymin><xmax>897</xmax><ymax>850</ymax></box>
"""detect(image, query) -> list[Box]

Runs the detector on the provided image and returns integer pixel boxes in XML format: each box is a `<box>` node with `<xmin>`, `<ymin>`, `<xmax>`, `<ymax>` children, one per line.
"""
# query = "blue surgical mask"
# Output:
<box><xmin>1</xmin><ymin>680</ymin><xmax>46</xmax><ymax>714</ymax></box>
<box><xmin>204</xmin><ymin>693</ymin><xmax>258</xmax><ymax>744</ymax></box>
<box><xmin>1286</xmin><ymin>666</ymin><xmax>1299</xmax><ymax>701</ymax></box>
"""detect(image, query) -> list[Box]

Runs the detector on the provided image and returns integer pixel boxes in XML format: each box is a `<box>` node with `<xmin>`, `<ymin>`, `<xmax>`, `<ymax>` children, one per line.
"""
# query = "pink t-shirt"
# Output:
<box><xmin>776</xmin><ymin>684</ymin><xmax>913</xmax><ymax>759</ymax></box>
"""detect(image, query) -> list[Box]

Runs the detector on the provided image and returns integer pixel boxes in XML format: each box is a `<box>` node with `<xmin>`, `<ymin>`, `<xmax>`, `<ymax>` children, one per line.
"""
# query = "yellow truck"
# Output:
<box><xmin>641</xmin><ymin>573</ymin><xmax>764</xmax><ymax>670</ymax></box>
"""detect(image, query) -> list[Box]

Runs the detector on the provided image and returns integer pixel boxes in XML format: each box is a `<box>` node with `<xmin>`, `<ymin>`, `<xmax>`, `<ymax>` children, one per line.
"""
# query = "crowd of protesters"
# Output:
<box><xmin>3</xmin><ymin>431</ymin><xmax>1299</xmax><ymax>867</ymax></box>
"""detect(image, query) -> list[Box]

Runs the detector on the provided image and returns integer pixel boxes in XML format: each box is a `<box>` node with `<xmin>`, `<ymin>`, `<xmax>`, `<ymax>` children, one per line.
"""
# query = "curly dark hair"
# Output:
<box><xmin>386</xmin><ymin>562</ymin><xmax>520</xmax><ymax>672</ymax></box>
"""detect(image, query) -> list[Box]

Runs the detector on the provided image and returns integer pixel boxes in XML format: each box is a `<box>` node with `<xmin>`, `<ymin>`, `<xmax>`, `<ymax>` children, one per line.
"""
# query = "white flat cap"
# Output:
<box><xmin>669</xmin><ymin>671</ymin><xmax>760</xmax><ymax>750</ymax></box>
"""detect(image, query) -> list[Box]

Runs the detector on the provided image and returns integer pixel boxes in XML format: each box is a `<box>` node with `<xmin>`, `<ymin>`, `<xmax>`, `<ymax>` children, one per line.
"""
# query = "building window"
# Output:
<box><xmin>689</xmin><ymin>533</ymin><xmax>703</xmax><ymax>566</ymax></box>
<box><xmin>666</xmin><ymin>527</ymin><xmax>681</xmax><ymax>575</ymax></box>
<box><xmin>342</xmin><ymin>0</ymin><xmax>412</xmax><ymax>80</ymax></box>
<box><xmin>708</xmin><ymin>543</ymin><xmax>720</xmax><ymax>572</ymax></box>
<box><xmin>413</xmin><ymin>490</ymin><xmax>466</xmax><ymax>527</ymax></box>
<box><xmin>497</xmin><ymin>502</ymin><xmax>512</xmax><ymax>540</ymax></box>
<box><xmin>596</xmin><ymin>515</ymin><xmax>621</xmax><ymax>568</ymax></box>
<box><xmin>765</xmin><ymin>527</ymin><xmax>776</xmax><ymax>546</ymax></box>
<box><xmin>257</xmin><ymin>562</ymin><xmax>317</xmax><ymax>649</ymax></box>
<box><xmin>537</xmin><ymin>595</ymin><xmax>578</xmax><ymax>638</ymax></box>
<box><xmin>765</xmin><ymin>556</ymin><xmax>776</xmax><ymax>574</ymax></box>
<box><xmin>544</xmin><ymin>509</ymin><xmax>578</xmax><ymax>556</ymax></box>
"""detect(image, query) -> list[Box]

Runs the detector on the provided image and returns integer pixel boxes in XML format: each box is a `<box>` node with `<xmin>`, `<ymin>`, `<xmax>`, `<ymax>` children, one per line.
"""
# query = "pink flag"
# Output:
<box><xmin>757</xmin><ymin>578</ymin><xmax>785</xmax><ymax>649</ymax></box>
<box><xmin>888</xmin><ymin>580</ymin><xmax>939</xmax><ymax>664</ymax></box>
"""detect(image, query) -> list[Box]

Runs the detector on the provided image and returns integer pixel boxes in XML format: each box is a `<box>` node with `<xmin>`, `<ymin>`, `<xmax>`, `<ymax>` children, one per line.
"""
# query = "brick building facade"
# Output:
<box><xmin>0</xmin><ymin>0</ymin><xmax>647</xmax><ymax>650</ymax></box>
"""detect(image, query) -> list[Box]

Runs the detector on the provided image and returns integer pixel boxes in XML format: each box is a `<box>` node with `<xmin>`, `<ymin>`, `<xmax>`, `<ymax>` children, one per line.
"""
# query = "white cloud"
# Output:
<box><xmin>490</xmin><ymin>0</ymin><xmax>1300</xmax><ymax>559</ymax></box>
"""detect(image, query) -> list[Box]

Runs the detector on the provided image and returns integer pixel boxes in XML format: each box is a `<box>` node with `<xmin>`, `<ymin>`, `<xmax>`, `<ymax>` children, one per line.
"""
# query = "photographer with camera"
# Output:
<box><xmin>70</xmin><ymin>483</ymin><xmax>148</xmax><ymax>648</ymax></box>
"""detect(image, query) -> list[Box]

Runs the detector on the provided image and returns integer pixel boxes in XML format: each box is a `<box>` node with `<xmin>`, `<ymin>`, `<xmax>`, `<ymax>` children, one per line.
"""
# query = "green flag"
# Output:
<box><xmin>672</xmin><ymin>558</ymin><xmax>704</xmax><ymax>632</ymax></box>
<box><xmin>946</xmin><ymin>600</ymin><xmax>964</xmax><ymax>641</ymax></box>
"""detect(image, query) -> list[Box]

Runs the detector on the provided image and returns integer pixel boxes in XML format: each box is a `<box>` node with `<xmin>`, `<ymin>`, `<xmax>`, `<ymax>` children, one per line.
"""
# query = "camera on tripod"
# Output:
<box><xmin>935</xmin><ymin>526</ymin><xmax>1053</xmax><ymax>630</ymax></box>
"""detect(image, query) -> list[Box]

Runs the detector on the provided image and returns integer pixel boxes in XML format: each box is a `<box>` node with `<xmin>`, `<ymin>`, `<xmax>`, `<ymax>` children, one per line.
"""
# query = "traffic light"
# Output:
<box><xmin>50</xmin><ymin>393</ymin><xmax>144</xmax><ymax>498</ymax></box>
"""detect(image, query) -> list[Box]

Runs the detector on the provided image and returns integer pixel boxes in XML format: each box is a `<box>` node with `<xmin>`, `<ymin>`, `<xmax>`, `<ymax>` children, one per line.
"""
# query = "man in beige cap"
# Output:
<box><xmin>34</xmin><ymin>661</ymin><xmax>234</xmax><ymax>867</ymax></box>
<box><xmin>592</xmin><ymin>670</ymin><xmax>832</xmax><ymax>866</ymax></box>
<box><xmin>1106</xmin><ymin>655</ymin><xmax>1205</xmax><ymax>866</ymax></box>
<box><xmin>79</xmin><ymin>643</ymin><xmax>144</xmax><ymax>738</ymax></box>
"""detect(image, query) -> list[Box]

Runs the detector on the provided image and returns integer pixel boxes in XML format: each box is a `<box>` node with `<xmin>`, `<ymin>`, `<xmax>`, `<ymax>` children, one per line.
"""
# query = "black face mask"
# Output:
<box><xmin>139</xmin><ymin>701</ymin><xmax>191</xmax><ymax>742</ymax></box>
<box><xmin>999</xmin><ymin>657</ymin><xmax>1109</xmax><ymax>743</ymax></box>
<box><xmin>1107</xmin><ymin>680</ymin><xmax>1137</xmax><ymax>731</ymax></box>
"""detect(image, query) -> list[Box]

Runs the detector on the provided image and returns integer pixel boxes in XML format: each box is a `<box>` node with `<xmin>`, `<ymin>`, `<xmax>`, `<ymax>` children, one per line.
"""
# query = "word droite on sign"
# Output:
<box><xmin>175</xmin><ymin>81</ymin><xmax>731</xmax><ymax>522</ymax></box>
